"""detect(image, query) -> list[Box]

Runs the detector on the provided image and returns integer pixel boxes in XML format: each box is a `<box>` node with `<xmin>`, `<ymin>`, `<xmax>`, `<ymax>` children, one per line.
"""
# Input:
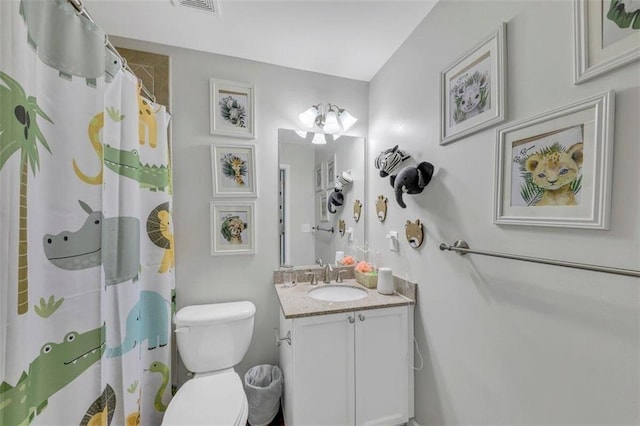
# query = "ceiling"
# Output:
<box><xmin>86</xmin><ymin>0</ymin><xmax>438</xmax><ymax>82</ymax></box>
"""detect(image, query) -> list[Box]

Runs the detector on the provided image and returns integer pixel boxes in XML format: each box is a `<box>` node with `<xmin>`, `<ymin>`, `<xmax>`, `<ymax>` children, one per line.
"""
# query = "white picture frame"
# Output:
<box><xmin>314</xmin><ymin>165</ymin><xmax>324</xmax><ymax>192</ymax></box>
<box><xmin>573</xmin><ymin>0</ymin><xmax>640</xmax><ymax>84</ymax></box>
<box><xmin>326</xmin><ymin>157</ymin><xmax>336</xmax><ymax>190</ymax></box>
<box><xmin>210</xmin><ymin>79</ymin><xmax>255</xmax><ymax>138</ymax></box>
<box><xmin>211</xmin><ymin>201</ymin><xmax>256</xmax><ymax>255</ymax></box>
<box><xmin>211</xmin><ymin>144</ymin><xmax>257</xmax><ymax>197</ymax></box>
<box><xmin>440</xmin><ymin>22</ymin><xmax>507</xmax><ymax>145</ymax></box>
<box><xmin>494</xmin><ymin>91</ymin><xmax>614</xmax><ymax>229</ymax></box>
<box><xmin>319</xmin><ymin>192</ymin><xmax>329</xmax><ymax>222</ymax></box>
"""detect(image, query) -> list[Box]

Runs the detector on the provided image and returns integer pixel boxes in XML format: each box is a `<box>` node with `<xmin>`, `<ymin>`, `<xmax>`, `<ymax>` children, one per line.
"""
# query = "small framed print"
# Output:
<box><xmin>210</xmin><ymin>79</ymin><xmax>255</xmax><ymax>138</ymax></box>
<box><xmin>573</xmin><ymin>0</ymin><xmax>640</xmax><ymax>84</ymax></box>
<box><xmin>319</xmin><ymin>192</ymin><xmax>329</xmax><ymax>222</ymax></box>
<box><xmin>211</xmin><ymin>144</ymin><xmax>257</xmax><ymax>197</ymax></box>
<box><xmin>440</xmin><ymin>23</ymin><xmax>507</xmax><ymax>145</ymax></box>
<box><xmin>211</xmin><ymin>201</ymin><xmax>256</xmax><ymax>255</ymax></box>
<box><xmin>314</xmin><ymin>164</ymin><xmax>325</xmax><ymax>192</ymax></box>
<box><xmin>326</xmin><ymin>157</ymin><xmax>336</xmax><ymax>189</ymax></box>
<box><xmin>494</xmin><ymin>91</ymin><xmax>614</xmax><ymax>229</ymax></box>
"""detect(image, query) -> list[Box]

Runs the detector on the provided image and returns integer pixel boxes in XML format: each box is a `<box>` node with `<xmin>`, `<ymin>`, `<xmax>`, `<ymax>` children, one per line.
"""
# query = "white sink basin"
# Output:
<box><xmin>308</xmin><ymin>285</ymin><xmax>368</xmax><ymax>302</ymax></box>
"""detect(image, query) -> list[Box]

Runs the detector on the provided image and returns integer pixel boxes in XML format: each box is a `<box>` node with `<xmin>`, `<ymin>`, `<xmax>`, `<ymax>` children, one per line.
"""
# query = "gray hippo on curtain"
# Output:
<box><xmin>43</xmin><ymin>200</ymin><xmax>140</xmax><ymax>285</ymax></box>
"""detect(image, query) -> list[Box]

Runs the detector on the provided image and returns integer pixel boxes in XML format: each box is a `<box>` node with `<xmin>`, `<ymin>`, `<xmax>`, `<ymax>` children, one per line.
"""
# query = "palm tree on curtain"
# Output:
<box><xmin>0</xmin><ymin>71</ymin><xmax>53</xmax><ymax>315</ymax></box>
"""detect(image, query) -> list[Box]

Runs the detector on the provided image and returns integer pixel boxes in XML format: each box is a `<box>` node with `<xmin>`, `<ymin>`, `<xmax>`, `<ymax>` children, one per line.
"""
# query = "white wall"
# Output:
<box><xmin>368</xmin><ymin>1</ymin><xmax>639</xmax><ymax>425</ymax></box>
<box><xmin>111</xmin><ymin>36</ymin><xmax>369</xmax><ymax>381</ymax></box>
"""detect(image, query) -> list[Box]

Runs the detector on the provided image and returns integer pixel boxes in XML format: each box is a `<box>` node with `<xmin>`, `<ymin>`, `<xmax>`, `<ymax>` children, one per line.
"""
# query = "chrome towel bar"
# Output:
<box><xmin>440</xmin><ymin>240</ymin><xmax>640</xmax><ymax>278</ymax></box>
<box><xmin>312</xmin><ymin>225</ymin><xmax>334</xmax><ymax>233</ymax></box>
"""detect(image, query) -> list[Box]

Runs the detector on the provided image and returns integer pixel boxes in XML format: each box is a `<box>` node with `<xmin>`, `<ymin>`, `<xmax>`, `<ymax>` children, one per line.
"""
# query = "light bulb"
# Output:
<box><xmin>323</xmin><ymin>110</ymin><xmax>340</xmax><ymax>133</ymax></box>
<box><xmin>338</xmin><ymin>110</ymin><xmax>357</xmax><ymax>132</ymax></box>
<box><xmin>299</xmin><ymin>106</ymin><xmax>318</xmax><ymax>129</ymax></box>
<box><xmin>311</xmin><ymin>133</ymin><xmax>326</xmax><ymax>144</ymax></box>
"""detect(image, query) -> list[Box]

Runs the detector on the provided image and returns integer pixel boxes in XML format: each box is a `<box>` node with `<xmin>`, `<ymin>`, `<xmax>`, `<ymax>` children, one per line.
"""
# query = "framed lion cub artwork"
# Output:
<box><xmin>210</xmin><ymin>202</ymin><xmax>256</xmax><ymax>255</ymax></box>
<box><xmin>493</xmin><ymin>91</ymin><xmax>614</xmax><ymax>230</ymax></box>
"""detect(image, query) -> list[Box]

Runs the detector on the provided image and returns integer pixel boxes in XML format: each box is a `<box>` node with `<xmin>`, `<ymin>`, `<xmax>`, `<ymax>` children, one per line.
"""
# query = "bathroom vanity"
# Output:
<box><xmin>275</xmin><ymin>272</ymin><xmax>415</xmax><ymax>426</ymax></box>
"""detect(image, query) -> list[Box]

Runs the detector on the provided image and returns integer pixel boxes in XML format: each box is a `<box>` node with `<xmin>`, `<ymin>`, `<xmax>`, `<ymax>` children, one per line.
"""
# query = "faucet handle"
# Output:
<box><xmin>305</xmin><ymin>272</ymin><xmax>317</xmax><ymax>285</ymax></box>
<box><xmin>336</xmin><ymin>270</ymin><xmax>348</xmax><ymax>283</ymax></box>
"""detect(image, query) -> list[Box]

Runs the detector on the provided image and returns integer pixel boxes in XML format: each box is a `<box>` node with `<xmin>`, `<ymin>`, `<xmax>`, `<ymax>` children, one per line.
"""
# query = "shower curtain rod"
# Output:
<box><xmin>66</xmin><ymin>0</ymin><xmax>156</xmax><ymax>103</ymax></box>
<box><xmin>440</xmin><ymin>240</ymin><xmax>640</xmax><ymax>278</ymax></box>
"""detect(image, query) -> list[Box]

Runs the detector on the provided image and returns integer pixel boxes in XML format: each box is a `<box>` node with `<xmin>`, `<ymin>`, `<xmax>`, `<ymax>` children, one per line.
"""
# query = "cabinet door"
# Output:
<box><xmin>293</xmin><ymin>311</ymin><xmax>355</xmax><ymax>425</ymax></box>
<box><xmin>278</xmin><ymin>310</ymin><xmax>294</xmax><ymax>425</ymax></box>
<box><xmin>355</xmin><ymin>306</ymin><xmax>409</xmax><ymax>426</ymax></box>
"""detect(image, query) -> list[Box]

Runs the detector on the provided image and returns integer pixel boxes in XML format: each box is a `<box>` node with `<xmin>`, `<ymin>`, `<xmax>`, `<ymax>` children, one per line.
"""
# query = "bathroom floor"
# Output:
<box><xmin>248</xmin><ymin>406</ymin><xmax>285</xmax><ymax>426</ymax></box>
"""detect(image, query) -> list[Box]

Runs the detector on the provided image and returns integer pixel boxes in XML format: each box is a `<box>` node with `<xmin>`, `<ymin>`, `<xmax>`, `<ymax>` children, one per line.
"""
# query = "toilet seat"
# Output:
<box><xmin>162</xmin><ymin>370</ymin><xmax>248</xmax><ymax>425</ymax></box>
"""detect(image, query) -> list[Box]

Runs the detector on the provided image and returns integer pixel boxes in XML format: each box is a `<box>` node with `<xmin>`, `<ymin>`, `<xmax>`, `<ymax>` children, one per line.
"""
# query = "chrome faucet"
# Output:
<box><xmin>305</xmin><ymin>272</ymin><xmax>317</xmax><ymax>285</ymax></box>
<box><xmin>323</xmin><ymin>263</ymin><xmax>333</xmax><ymax>283</ymax></box>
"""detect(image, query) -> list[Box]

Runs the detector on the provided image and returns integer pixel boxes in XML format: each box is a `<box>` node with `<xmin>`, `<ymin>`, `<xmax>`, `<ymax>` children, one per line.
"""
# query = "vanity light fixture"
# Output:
<box><xmin>299</xmin><ymin>103</ymin><xmax>358</xmax><ymax>136</ymax></box>
<box><xmin>294</xmin><ymin>130</ymin><xmax>339</xmax><ymax>145</ymax></box>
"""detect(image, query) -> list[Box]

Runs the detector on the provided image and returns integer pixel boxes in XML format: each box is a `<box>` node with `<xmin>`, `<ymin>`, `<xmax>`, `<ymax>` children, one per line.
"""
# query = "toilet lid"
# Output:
<box><xmin>162</xmin><ymin>371</ymin><xmax>247</xmax><ymax>425</ymax></box>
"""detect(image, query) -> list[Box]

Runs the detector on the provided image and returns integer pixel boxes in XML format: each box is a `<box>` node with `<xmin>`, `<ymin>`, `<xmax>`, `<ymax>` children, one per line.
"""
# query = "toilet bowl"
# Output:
<box><xmin>162</xmin><ymin>301</ymin><xmax>256</xmax><ymax>425</ymax></box>
<box><xmin>163</xmin><ymin>369</ymin><xmax>248</xmax><ymax>425</ymax></box>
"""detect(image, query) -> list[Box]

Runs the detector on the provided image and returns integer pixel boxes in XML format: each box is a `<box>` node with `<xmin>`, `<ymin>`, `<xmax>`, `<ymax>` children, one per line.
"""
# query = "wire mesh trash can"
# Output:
<box><xmin>244</xmin><ymin>364</ymin><xmax>283</xmax><ymax>426</ymax></box>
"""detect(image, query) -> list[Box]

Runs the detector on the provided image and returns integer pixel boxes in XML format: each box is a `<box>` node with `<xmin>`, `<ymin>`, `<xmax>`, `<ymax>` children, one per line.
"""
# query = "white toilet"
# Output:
<box><xmin>162</xmin><ymin>301</ymin><xmax>256</xmax><ymax>426</ymax></box>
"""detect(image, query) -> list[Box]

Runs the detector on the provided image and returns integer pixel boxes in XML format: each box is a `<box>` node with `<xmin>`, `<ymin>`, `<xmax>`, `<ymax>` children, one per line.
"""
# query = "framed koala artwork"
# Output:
<box><xmin>493</xmin><ymin>91</ymin><xmax>614</xmax><ymax>230</ymax></box>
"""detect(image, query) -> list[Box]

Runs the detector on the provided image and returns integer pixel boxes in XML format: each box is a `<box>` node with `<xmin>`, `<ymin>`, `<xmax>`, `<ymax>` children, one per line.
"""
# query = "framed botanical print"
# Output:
<box><xmin>573</xmin><ymin>0</ymin><xmax>640</xmax><ymax>84</ymax></box>
<box><xmin>494</xmin><ymin>91</ymin><xmax>614</xmax><ymax>229</ymax></box>
<box><xmin>211</xmin><ymin>202</ymin><xmax>256</xmax><ymax>255</ymax></box>
<box><xmin>210</xmin><ymin>79</ymin><xmax>255</xmax><ymax>138</ymax></box>
<box><xmin>440</xmin><ymin>22</ymin><xmax>507</xmax><ymax>145</ymax></box>
<box><xmin>211</xmin><ymin>144</ymin><xmax>257</xmax><ymax>197</ymax></box>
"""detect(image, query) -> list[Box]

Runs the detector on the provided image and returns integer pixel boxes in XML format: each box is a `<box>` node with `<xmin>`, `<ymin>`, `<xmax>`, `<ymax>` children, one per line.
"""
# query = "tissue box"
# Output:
<box><xmin>354</xmin><ymin>270</ymin><xmax>378</xmax><ymax>289</ymax></box>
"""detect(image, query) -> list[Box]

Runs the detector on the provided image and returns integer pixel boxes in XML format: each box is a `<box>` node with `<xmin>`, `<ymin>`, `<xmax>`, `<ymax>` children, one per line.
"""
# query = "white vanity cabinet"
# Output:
<box><xmin>279</xmin><ymin>305</ymin><xmax>413</xmax><ymax>426</ymax></box>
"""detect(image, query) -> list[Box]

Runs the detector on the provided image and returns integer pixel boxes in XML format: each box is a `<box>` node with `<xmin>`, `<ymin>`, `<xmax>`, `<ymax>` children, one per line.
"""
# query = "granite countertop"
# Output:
<box><xmin>275</xmin><ymin>276</ymin><xmax>416</xmax><ymax>319</ymax></box>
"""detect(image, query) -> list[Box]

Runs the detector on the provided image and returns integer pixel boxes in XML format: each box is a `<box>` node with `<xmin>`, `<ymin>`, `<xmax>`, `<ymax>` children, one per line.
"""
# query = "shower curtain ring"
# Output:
<box><xmin>74</xmin><ymin>0</ymin><xmax>85</xmax><ymax>16</ymax></box>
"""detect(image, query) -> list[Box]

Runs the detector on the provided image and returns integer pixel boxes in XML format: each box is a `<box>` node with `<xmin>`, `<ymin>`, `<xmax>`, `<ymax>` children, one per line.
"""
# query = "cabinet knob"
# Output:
<box><xmin>359</xmin><ymin>314</ymin><xmax>365</xmax><ymax>321</ymax></box>
<box><xmin>348</xmin><ymin>316</ymin><xmax>355</xmax><ymax>323</ymax></box>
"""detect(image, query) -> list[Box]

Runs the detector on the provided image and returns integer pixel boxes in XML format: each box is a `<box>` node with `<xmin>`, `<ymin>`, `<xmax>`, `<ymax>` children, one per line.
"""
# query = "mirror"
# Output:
<box><xmin>278</xmin><ymin>129</ymin><xmax>366</xmax><ymax>267</ymax></box>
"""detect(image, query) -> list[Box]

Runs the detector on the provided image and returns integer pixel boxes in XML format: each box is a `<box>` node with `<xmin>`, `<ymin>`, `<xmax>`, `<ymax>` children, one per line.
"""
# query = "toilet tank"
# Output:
<box><xmin>175</xmin><ymin>301</ymin><xmax>256</xmax><ymax>373</ymax></box>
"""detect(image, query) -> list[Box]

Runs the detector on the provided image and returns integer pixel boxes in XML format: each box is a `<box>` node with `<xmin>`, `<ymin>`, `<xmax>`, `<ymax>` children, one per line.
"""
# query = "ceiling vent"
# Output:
<box><xmin>171</xmin><ymin>0</ymin><xmax>219</xmax><ymax>14</ymax></box>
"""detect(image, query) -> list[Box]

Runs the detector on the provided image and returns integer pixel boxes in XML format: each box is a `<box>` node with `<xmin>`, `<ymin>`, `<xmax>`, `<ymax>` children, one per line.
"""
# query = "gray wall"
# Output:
<box><xmin>111</xmin><ymin>36</ymin><xmax>369</xmax><ymax>381</ymax></box>
<box><xmin>368</xmin><ymin>1</ymin><xmax>639</xmax><ymax>425</ymax></box>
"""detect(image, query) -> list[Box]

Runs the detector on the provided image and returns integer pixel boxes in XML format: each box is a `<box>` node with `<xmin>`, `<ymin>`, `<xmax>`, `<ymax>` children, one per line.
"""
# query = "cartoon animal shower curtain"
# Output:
<box><xmin>0</xmin><ymin>1</ymin><xmax>175</xmax><ymax>424</ymax></box>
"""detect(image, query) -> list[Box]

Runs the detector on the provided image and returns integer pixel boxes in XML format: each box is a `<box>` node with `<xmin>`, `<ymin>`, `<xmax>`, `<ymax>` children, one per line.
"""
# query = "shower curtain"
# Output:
<box><xmin>0</xmin><ymin>1</ymin><xmax>175</xmax><ymax>425</ymax></box>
